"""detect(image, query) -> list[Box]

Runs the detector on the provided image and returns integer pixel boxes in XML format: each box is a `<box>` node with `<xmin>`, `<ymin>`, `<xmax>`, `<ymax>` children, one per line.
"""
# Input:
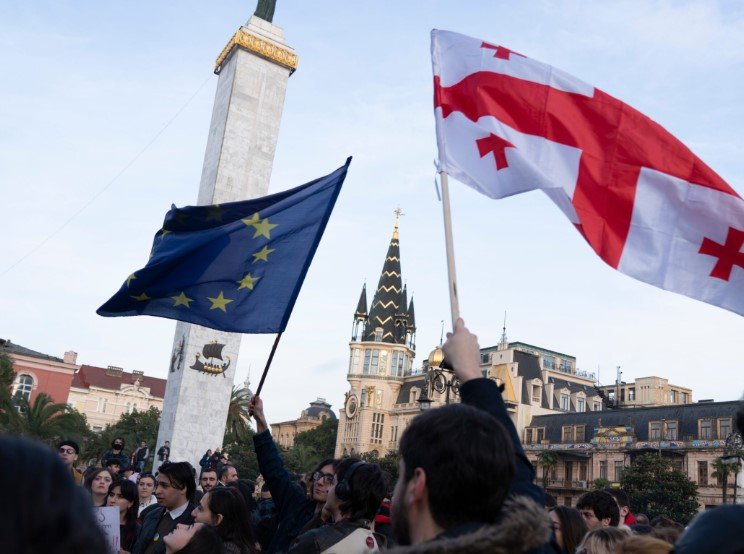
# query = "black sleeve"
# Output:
<box><xmin>253</xmin><ymin>430</ymin><xmax>308</xmax><ymax>515</ymax></box>
<box><xmin>460</xmin><ymin>378</ymin><xmax>543</xmax><ymax>505</ymax></box>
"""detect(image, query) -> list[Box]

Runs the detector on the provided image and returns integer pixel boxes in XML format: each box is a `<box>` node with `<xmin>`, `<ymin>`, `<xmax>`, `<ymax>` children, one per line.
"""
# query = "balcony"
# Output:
<box><xmin>544</xmin><ymin>479</ymin><xmax>590</xmax><ymax>490</ymax></box>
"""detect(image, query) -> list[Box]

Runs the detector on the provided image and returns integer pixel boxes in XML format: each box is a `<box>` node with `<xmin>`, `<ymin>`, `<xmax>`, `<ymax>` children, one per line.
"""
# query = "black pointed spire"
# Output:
<box><xmin>355</xmin><ymin>283</ymin><xmax>368</xmax><ymax>318</ymax></box>
<box><xmin>407</xmin><ymin>297</ymin><xmax>416</xmax><ymax>331</ymax></box>
<box><xmin>366</xmin><ymin>220</ymin><xmax>405</xmax><ymax>344</ymax></box>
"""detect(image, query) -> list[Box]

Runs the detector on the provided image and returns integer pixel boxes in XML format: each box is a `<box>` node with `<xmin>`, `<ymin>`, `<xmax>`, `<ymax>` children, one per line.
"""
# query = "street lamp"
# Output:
<box><xmin>419</xmin><ymin>345</ymin><xmax>459</xmax><ymax>412</ymax></box>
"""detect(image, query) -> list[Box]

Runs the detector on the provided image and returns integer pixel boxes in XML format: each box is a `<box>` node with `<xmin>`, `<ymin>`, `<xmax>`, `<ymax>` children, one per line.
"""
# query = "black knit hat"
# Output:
<box><xmin>58</xmin><ymin>439</ymin><xmax>80</xmax><ymax>454</ymax></box>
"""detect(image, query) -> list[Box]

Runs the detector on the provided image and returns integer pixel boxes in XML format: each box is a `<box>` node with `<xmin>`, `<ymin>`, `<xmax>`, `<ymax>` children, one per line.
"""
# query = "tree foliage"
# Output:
<box><xmin>359</xmin><ymin>450</ymin><xmax>400</xmax><ymax>489</ymax></box>
<box><xmin>0</xmin><ymin>392</ymin><xmax>88</xmax><ymax>446</ymax></box>
<box><xmin>83</xmin><ymin>406</ymin><xmax>162</xmax><ymax>468</ymax></box>
<box><xmin>279</xmin><ymin>418</ymin><xmax>339</xmax><ymax>474</ymax></box>
<box><xmin>536</xmin><ymin>450</ymin><xmax>559</xmax><ymax>489</ymax></box>
<box><xmin>223</xmin><ymin>427</ymin><xmax>260</xmax><ymax>480</ymax></box>
<box><xmin>226</xmin><ymin>386</ymin><xmax>252</xmax><ymax>441</ymax></box>
<box><xmin>620</xmin><ymin>453</ymin><xmax>698</xmax><ymax>524</ymax></box>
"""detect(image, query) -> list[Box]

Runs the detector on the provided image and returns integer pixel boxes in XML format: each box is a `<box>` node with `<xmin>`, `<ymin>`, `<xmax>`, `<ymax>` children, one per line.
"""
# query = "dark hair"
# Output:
<box><xmin>630</xmin><ymin>523</ymin><xmax>654</xmax><ymax>535</ymax></box>
<box><xmin>200</xmin><ymin>468</ymin><xmax>217</xmax><ymax>478</ymax></box>
<box><xmin>111</xmin><ymin>437</ymin><xmax>125</xmax><ymax>448</ymax></box>
<box><xmin>204</xmin><ymin>487</ymin><xmax>257</xmax><ymax>553</ymax></box>
<box><xmin>158</xmin><ymin>461</ymin><xmax>196</xmax><ymax>500</ymax></box>
<box><xmin>650</xmin><ymin>525</ymin><xmax>682</xmax><ymax>545</ymax></box>
<box><xmin>576</xmin><ymin>490</ymin><xmax>620</xmax><ymax>526</ymax></box>
<box><xmin>58</xmin><ymin>439</ymin><xmax>80</xmax><ymax>454</ymax></box>
<box><xmin>217</xmin><ymin>465</ymin><xmax>235</xmax><ymax>481</ymax></box>
<box><xmin>229</xmin><ymin>479</ymin><xmax>258</xmax><ymax>513</ymax></box>
<box><xmin>84</xmin><ymin>467</ymin><xmax>114</xmax><ymax>500</ymax></box>
<box><xmin>399</xmin><ymin>403</ymin><xmax>514</xmax><ymax>529</ymax></box>
<box><xmin>109</xmin><ymin>479</ymin><xmax>138</xmax><ymax>549</ymax></box>
<box><xmin>0</xmin><ymin>436</ymin><xmax>108</xmax><ymax>554</ymax></box>
<box><xmin>544</xmin><ymin>493</ymin><xmax>557</xmax><ymax>508</ymax></box>
<box><xmin>550</xmin><ymin>506</ymin><xmax>588</xmax><ymax>554</ymax></box>
<box><xmin>138</xmin><ymin>472</ymin><xmax>155</xmax><ymax>483</ymax></box>
<box><xmin>334</xmin><ymin>458</ymin><xmax>388</xmax><ymax>521</ymax></box>
<box><xmin>178</xmin><ymin>523</ymin><xmax>224</xmax><ymax>554</ymax></box>
<box><xmin>604</xmin><ymin>488</ymin><xmax>629</xmax><ymax>508</ymax></box>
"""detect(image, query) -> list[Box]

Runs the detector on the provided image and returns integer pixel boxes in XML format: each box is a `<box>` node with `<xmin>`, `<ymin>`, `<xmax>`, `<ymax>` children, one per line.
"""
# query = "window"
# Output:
<box><xmin>525</xmin><ymin>428</ymin><xmax>533</xmax><ymax>444</ymax></box>
<box><xmin>575</xmin><ymin>425</ymin><xmax>586</xmax><ymax>442</ymax></box>
<box><xmin>579</xmin><ymin>462</ymin><xmax>588</xmax><ymax>481</ymax></box>
<box><xmin>349</xmin><ymin>349</ymin><xmax>361</xmax><ymax>373</ymax></box>
<box><xmin>670</xmin><ymin>390</ymin><xmax>677</xmax><ymax>403</ymax></box>
<box><xmin>378</xmin><ymin>350</ymin><xmax>388</xmax><ymax>375</ymax></box>
<box><xmin>374</xmin><ymin>327</ymin><xmax>383</xmax><ymax>342</ymax></box>
<box><xmin>371</xmin><ymin>413</ymin><xmax>385</xmax><ymax>444</ymax></box>
<box><xmin>666</xmin><ymin>420</ymin><xmax>678</xmax><ymax>440</ymax></box>
<box><xmin>543</xmin><ymin>355</ymin><xmax>556</xmax><ymax>370</ymax></box>
<box><xmin>14</xmin><ymin>374</ymin><xmax>33</xmax><ymax>402</ymax></box>
<box><xmin>564</xmin><ymin>497</ymin><xmax>572</xmax><ymax>506</ymax></box>
<box><xmin>126</xmin><ymin>402</ymin><xmax>132</xmax><ymax>414</ymax></box>
<box><xmin>391</xmin><ymin>351</ymin><xmax>404</xmax><ymax>377</ymax></box>
<box><xmin>698</xmin><ymin>461</ymin><xmax>708</xmax><ymax>486</ymax></box>
<box><xmin>532</xmin><ymin>385</ymin><xmax>541</xmax><ymax>403</ymax></box>
<box><xmin>681</xmin><ymin>392</ymin><xmax>688</xmax><ymax>404</ymax></box>
<box><xmin>719</xmin><ymin>418</ymin><xmax>733</xmax><ymax>439</ymax></box>
<box><xmin>363</xmin><ymin>349</ymin><xmax>380</xmax><ymax>374</ymax></box>
<box><xmin>650</xmin><ymin>421</ymin><xmax>661</xmax><ymax>441</ymax></box>
<box><xmin>562</xmin><ymin>426</ymin><xmax>574</xmax><ymax>443</ymax></box>
<box><xmin>593</xmin><ymin>401</ymin><xmax>602</xmax><ymax>411</ymax></box>
<box><xmin>628</xmin><ymin>388</ymin><xmax>636</xmax><ymax>401</ymax></box>
<box><xmin>700</xmin><ymin>419</ymin><xmax>713</xmax><ymax>440</ymax></box>
<box><xmin>559</xmin><ymin>359</ymin><xmax>571</xmax><ymax>372</ymax></box>
<box><xmin>560</xmin><ymin>394</ymin><xmax>569</xmax><ymax>411</ymax></box>
<box><xmin>614</xmin><ymin>461</ymin><xmax>624</xmax><ymax>481</ymax></box>
<box><xmin>361</xmin><ymin>389</ymin><xmax>367</xmax><ymax>407</ymax></box>
<box><xmin>577</xmin><ymin>398</ymin><xmax>586</xmax><ymax>412</ymax></box>
<box><xmin>537</xmin><ymin>427</ymin><xmax>545</xmax><ymax>443</ymax></box>
<box><xmin>599</xmin><ymin>460</ymin><xmax>607</xmax><ymax>480</ymax></box>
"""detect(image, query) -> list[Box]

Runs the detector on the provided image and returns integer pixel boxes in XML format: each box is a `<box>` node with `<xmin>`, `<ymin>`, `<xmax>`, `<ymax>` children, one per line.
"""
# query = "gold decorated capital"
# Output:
<box><xmin>215</xmin><ymin>28</ymin><xmax>298</xmax><ymax>74</ymax></box>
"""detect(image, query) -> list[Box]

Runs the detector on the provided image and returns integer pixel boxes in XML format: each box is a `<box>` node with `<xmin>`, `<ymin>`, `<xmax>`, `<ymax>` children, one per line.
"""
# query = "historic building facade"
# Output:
<box><xmin>68</xmin><ymin>364</ymin><xmax>166</xmax><ymax>431</ymax></box>
<box><xmin>271</xmin><ymin>398</ymin><xmax>336</xmax><ymax>448</ymax></box>
<box><xmin>2</xmin><ymin>338</ymin><xmax>79</xmax><ymax>405</ymax></box>
<box><xmin>523</xmin><ymin>400</ymin><xmax>742</xmax><ymax>510</ymax></box>
<box><xmin>597</xmin><ymin>376</ymin><xmax>693</xmax><ymax>408</ymax></box>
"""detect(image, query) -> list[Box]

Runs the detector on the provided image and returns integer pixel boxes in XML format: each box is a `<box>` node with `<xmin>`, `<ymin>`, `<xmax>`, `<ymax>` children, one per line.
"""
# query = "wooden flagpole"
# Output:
<box><xmin>439</xmin><ymin>171</ymin><xmax>460</xmax><ymax>327</ymax></box>
<box><xmin>255</xmin><ymin>332</ymin><xmax>283</xmax><ymax>396</ymax></box>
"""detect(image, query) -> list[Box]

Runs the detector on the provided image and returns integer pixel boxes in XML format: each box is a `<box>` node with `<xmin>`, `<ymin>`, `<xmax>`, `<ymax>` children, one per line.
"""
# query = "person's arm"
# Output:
<box><xmin>250</xmin><ymin>395</ymin><xmax>308</xmax><ymax>514</ymax></box>
<box><xmin>442</xmin><ymin>318</ymin><xmax>543</xmax><ymax>505</ymax></box>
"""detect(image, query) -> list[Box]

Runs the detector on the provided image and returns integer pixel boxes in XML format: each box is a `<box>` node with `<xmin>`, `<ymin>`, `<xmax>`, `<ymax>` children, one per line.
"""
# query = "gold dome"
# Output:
<box><xmin>427</xmin><ymin>345</ymin><xmax>445</xmax><ymax>368</ymax></box>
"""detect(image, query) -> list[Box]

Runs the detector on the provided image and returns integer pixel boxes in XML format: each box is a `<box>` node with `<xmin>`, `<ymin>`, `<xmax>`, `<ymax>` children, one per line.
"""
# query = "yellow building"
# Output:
<box><xmin>597</xmin><ymin>376</ymin><xmax>692</xmax><ymax>408</ymax></box>
<box><xmin>271</xmin><ymin>398</ymin><xmax>336</xmax><ymax>448</ymax></box>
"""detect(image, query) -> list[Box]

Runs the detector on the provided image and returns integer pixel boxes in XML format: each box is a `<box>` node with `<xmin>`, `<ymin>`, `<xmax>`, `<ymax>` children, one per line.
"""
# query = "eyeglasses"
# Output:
<box><xmin>58</xmin><ymin>448</ymin><xmax>76</xmax><ymax>454</ymax></box>
<box><xmin>312</xmin><ymin>471</ymin><xmax>334</xmax><ymax>484</ymax></box>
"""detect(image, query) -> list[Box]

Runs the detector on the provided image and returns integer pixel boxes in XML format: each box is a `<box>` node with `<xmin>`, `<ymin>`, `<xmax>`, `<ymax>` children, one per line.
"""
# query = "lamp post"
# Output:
<box><xmin>419</xmin><ymin>345</ymin><xmax>459</xmax><ymax>412</ymax></box>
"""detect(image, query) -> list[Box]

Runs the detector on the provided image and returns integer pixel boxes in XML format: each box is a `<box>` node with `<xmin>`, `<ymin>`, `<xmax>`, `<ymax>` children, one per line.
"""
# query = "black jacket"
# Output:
<box><xmin>254</xmin><ymin>429</ymin><xmax>318</xmax><ymax>553</ymax></box>
<box><xmin>289</xmin><ymin>519</ymin><xmax>384</xmax><ymax>553</ymax></box>
<box><xmin>131</xmin><ymin>501</ymin><xmax>196</xmax><ymax>554</ymax></box>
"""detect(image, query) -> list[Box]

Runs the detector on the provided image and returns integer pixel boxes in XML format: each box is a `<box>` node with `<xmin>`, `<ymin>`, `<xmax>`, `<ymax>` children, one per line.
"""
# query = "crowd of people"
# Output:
<box><xmin>2</xmin><ymin>320</ymin><xmax>743</xmax><ymax>553</ymax></box>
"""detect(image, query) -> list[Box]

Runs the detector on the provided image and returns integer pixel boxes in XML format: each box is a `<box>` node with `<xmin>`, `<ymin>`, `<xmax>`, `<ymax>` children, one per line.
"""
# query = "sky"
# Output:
<box><xmin>1</xmin><ymin>1</ymin><xmax>743</xmax><ymax>423</ymax></box>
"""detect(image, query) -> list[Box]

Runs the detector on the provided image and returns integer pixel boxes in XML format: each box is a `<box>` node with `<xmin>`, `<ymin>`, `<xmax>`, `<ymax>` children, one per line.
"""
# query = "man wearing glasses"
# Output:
<box><xmin>58</xmin><ymin>439</ymin><xmax>83</xmax><ymax>485</ymax></box>
<box><xmin>250</xmin><ymin>395</ymin><xmax>339</xmax><ymax>553</ymax></box>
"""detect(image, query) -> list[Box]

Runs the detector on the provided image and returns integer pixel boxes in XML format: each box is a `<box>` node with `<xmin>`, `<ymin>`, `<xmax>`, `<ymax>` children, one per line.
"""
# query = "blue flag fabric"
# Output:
<box><xmin>97</xmin><ymin>158</ymin><xmax>350</xmax><ymax>333</ymax></box>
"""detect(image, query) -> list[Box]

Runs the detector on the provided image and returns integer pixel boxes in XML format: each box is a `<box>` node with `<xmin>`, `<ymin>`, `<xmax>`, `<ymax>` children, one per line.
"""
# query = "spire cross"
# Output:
<box><xmin>394</xmin><ymin>207</ymin><xmax>405</xmax><ymax>227</ymax></box>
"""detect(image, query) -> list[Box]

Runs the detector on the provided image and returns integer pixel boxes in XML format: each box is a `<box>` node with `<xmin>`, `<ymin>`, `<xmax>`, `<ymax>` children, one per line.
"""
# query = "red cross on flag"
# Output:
<box><xmin>432</xmin><ymin>29</ymin><xmax>744</xmax><ymax>316</ymax></box>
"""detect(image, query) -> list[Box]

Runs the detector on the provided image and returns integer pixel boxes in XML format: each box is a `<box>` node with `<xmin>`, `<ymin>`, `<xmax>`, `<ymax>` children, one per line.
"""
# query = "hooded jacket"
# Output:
<box><xmin>389</xmin><ymin>496</ymin><xmax>552</xmax><ymax>554</ymax></box>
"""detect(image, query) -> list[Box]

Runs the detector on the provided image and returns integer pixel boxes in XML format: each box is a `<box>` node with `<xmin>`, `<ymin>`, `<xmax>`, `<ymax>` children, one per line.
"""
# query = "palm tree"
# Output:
<box><xmin>536</xmin><ymin>450</ymin><xmax>559</xmax><ymax>490</ymax></box>
<box><xmin>4</xmin><ymin>393</ymin><xmax>83</xmax><ymax>443</ymax></box>
<box><xmin>225</xmin><ymin>385</ymin><xmax>253</xmax><ymax>440</ymax></box>
<box><xmin>712</xmin><ymin>457</ymin><xmax>734</xmax><ymax>504</ymax></box>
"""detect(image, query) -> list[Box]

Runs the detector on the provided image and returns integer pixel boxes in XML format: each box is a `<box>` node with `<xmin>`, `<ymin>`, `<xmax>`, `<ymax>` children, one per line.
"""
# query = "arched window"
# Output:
<box><xmin>14</xmin><ymin>374</ymin><xmax>33</xmax><ymax>402</ymax></box>
<box><xmin>126</xmin><ymin>402</ymin><xmax>131</xmax><ymax>413</ymax></box>
<box><xmin>374</xmin><ymin>327</ymin><xmax>383</xmax><ymax>342</ymax></box>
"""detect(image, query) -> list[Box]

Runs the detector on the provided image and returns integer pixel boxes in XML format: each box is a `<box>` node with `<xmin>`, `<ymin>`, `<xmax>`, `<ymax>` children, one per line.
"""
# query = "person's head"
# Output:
<box><xmin>650</xmin><ymin>525</ymin><xmax>682</xmax><ymax>545</ymax></box>
<box><xmin>308</xmin><ymin>458</ymin><xmax>337</xmax><ymax>503</ymax></box>
<box><xmin>576</xmin><ymin>526</ymin><xmax>630</xmax><ymax>554</ymax></box>
<box><xmin>630</xmin><ymin>523</ymin><xmax>654</xmax><ymax>535</ymax></box>
<box><xmin>218</xmin><ymin>465</ymin><xmax>238</xmax><ymax>485</ymax></box>
<box><xmin>206</xmin><ymin>449</ymin><xmax>212</xmax><ymax>456</ymax></box>
<box><xmin>111</xmin><ymin>437</ymin><xmax>125</xmax><ymax>451</ymax></box>
<box><xmin>122</xmin><ymin>467</ymin><xmax>135</xmax><ymax>479</ymax></box>
<box><xmin>200</xmin><ymin>469</ymin><xmax>218</xmax><ymax>492</ymax></box>
<box><xmin>105</xmin><ymin>459</ymin><xmax>121</xmax><ymax>474</ymax></box>
<box><xmin>57</xmin><ymin>440</ymin><xmax>79</xmax><ymax>468</ymax></box>
<box><xmin>85</xmin><ymin>468</ymin><xmax>114</xmax><ymax>501</ymax></box>
<box><xmin>108</xmin><ymin>479</ymin><xmax>138</xmax><ymax>520</ymax></box>
<box><xmin>633</xmin><ymin>513</ymin><xmax>649</xmax><ymax>525</ymax></box>
<box><xmin>392</xmin><ymin>403</ymin><xmax>515</xmax><ymax>545</ymax></box>
<box><xmin>325</xmin><ymin>458</ymin><xmax>388</xmax><ymax>522</ymax></box>
<box><xmin>550</xmin><ymin>506</ymin><xmax>589</xmax><ymax>554</ymax></box>
<box><xmin>163</xmin><ymin>522</ymin><xmax>222</xmax><ymax>554</ymax></box>
<box><xmin>192</xmin><ymin>487</ymin><xmax>255</xmax><ymax>548</ymax></box>
<box><xmin>617</xmin><ymin>534</ymin><xmax>672</xmax><ymax>554</ymax></box>
<box><xmin>138</xmin><ymin>473</ymin><xmax>156</xmax><ymax>499</ymax></box>
<box><xmin>544</xmin><ymin>492</ymin><xmax>557</xmax><ymax>509</ymax></box>
<box><xmin>156</xmin><ymin>461</ymin><xmax>196</xmax><ymax>510</ymax></box>
<box><xmin>604</xmin><ymin>488</ymin><xmax>631</xmax><ymax>525</ymax></box>
<box><xmin>0</xmin><ymin>436</ymin><xmax>109</xmax><ymax>554</ymax></box>
<box><xmin>140</xmin><ymin>441</ymin><xmax>146</xmax><ymax>448</ymax></box>
<box><xmin>577</xmin><ymin>490</ymin><xmax>620</xmax><ymax>530</ymax></box>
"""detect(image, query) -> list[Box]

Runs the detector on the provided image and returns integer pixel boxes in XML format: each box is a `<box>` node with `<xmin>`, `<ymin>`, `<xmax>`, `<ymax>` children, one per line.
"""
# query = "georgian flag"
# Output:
<box><xmin>432</xmin><ymin>29</ymin><xmax>744</xmax><ymax>316</ymax></box>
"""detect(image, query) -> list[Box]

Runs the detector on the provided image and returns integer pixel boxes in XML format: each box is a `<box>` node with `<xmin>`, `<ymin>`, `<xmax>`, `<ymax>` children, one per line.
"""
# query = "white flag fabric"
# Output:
<box><xmin>432</xmin><ymin>29</ymin><xmax>744</xmax><ymax>316</ymax></box>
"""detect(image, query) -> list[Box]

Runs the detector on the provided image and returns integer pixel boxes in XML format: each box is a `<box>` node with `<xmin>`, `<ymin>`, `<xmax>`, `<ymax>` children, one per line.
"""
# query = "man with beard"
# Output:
<box><xmin>250</xmin><ymin>395</ymin><xmax>338</xmax><ymax>553</ymax></box>
<box><xmin>389</xmin><ymin>319</ymin><xmax>554</xmax><ymax>553</ymax></box>
<box><xmin>199</xmin><ymin>468</ymin><xmax>218</xmax><ymax>493</ymax></box>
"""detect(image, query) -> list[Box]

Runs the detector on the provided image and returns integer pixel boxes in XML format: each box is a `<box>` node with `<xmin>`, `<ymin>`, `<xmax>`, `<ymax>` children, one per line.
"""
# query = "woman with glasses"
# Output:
<box><xmin>84</xmin><ymin>467</ymin><xmax>114</xmax><ymax>507</ymax></box>
<box><xmin>137</xmin><ymin>473</ymin><xmax>158</xmax><ymax>517</ymax></box>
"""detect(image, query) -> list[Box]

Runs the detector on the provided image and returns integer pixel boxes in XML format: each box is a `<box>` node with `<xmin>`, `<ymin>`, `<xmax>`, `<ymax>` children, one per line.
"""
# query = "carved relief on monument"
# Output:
<box><xmin>190</xmin><ymin>341</ymin><xmax>231</xmax><ymax>377</ymax></box>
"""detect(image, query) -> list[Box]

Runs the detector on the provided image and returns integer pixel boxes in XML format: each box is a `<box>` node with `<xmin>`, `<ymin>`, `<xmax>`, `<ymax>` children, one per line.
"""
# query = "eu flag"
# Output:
<box><xmin>97</xmin><ymin>159</ymin><xmax>350</xmax><ymax>333</ymax></box>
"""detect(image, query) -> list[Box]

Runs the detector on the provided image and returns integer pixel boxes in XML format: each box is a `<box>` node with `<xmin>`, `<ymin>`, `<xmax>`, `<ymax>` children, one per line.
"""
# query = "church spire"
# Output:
<box><xmin>351</xmin><ymin>283</ymin><xmax>368</xmax><ymax>341</ymax></box>
<box><xmin>365</xmin><ymin>211</ymin><xmax>408</xmax><ymax>345</ymax></box>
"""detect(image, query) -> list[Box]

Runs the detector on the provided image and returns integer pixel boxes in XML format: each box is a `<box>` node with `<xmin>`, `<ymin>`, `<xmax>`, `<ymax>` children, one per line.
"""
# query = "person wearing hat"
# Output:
<box><xmin>58</xmin><ymin>439</ymin><xmax>83</xmax><ymax>485</ymax></box>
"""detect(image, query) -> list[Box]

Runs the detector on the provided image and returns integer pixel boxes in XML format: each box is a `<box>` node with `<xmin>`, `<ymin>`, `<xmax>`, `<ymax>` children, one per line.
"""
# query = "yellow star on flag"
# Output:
<box><xmin>252</xmin><ymin>245</ymin><xmax>275</xmax><ymax>263</ymax></box>
<box><xmin>126</xmin><ymin>273</ymin><xmax>137</xmax><ymax>287</ymax></box>
<box><xmin>131</xmin><ymin>293</ymin><xmax>151</xmax><ymax>301</ymax></box>
<box><xmin>159</xmin><ymin>229</ymin><xmax>171</xmax><ymax>237</ymax></box>
<box><xmin>251</xmin><ymin>217</ymin><xmax>278</xmax><ymax>239</ymax></box>
<box><xmin>207</xmin><ymin>291</ymin><xmax>233</xmax><ymax>312</ymax></box>
<box><xmin>241</xmin><ymin>213</ymin><xmax>261</xmax><ymax>227</ymax></box>
<box><xmin>171</xmin><ymin>292</ymin><xmax>193</xmax><ymax>308</ymax></box>
<box><xmin>237</xmin><ymin>272</ymin><xmax>260</xmax><ymax>290</ymax></box>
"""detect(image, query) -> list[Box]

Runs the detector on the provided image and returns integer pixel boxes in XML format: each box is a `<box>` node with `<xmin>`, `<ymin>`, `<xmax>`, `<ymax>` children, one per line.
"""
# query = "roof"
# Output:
<box><xmin>396</xmin><ymin>378</ymin><xmax>426</xmax><ymax>404</ymax></box>
<box><xmin>72</xmin><ymin>364</ymin><xmax>167</xmax><ymax>398</ymax></box>
<box><xmin>0</xmin><ymin>338</ymin><xmax>63</xmax><ymax>362</ymax></box>
<box><xmin>305</xmin><ymin>398</ymin><xmax>336</xmax><ymax>420</ymax></box>
<box><xmin>481</xmin><ymin>341</ymin><xmax>576</xmax><ymax>361</ymax></box>
<box><xmin>529</xmin><ymin>400</ymin><xmax>741</xmax><ymax>442</ymax></box>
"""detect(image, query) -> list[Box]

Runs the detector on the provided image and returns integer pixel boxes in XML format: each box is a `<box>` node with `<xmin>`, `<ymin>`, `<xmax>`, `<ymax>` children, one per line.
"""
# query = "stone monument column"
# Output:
<box><xmin>155</xmin><ymin>9</ymin><xmax>297</xmax><ymax>467</ymax></box>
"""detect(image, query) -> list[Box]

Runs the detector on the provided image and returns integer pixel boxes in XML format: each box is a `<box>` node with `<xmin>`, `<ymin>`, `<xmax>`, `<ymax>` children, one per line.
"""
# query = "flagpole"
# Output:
<box><xmin>439</xmin><ymin>171</ymin><xmax>460</xmax><ymax>326</ymax></box>
<box><xmin>255</xmin><ymin>332</ymin><xmax>283</xmax><ymax>396</ymax></box>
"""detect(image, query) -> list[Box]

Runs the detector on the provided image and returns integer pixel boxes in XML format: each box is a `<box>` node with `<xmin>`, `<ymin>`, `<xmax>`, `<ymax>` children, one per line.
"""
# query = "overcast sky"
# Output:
<box><xmin>1</xmin><ymin>1</ymin><xmax>743</xmax><ymax>423</ymax></box>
